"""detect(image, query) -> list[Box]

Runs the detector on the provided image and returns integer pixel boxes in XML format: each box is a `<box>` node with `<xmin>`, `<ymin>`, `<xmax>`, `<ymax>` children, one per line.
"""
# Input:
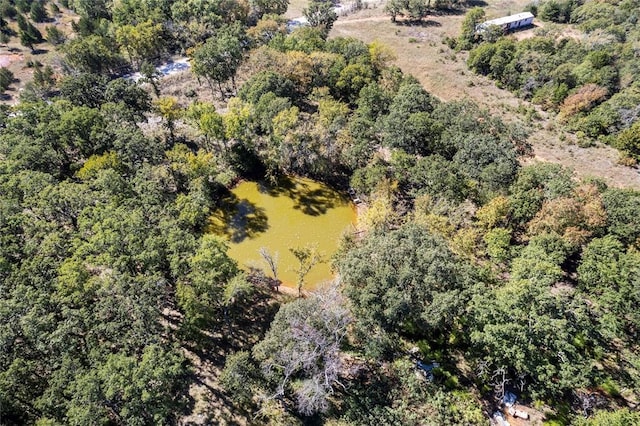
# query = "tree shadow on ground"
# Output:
<box><xmin>466</xmin><ymin>0</ymin><xmax>488</xmax><ymax>6</ymax></box>
<box><xmin>207</xmin><ymin>193</ymin><xmax>269</xmax><ymax>243</ymax></box>
<box><xmin>396</xmin><ymin>19</ymin><xmax>442</xmax><ymax>27</ymax></box>
<box><xmin>429</xmin><ymin>1</ymin><xmax>489</xmax><ymax>16</ymax></box>
<box><xmin>332</xmin><ymin>367</ymin><xmax>398</xmax><ymax>423</ymax></box>
<box><xmin>178</xmin><ymin>286</ymin><xmax>284</xmax><ymax>424</ymax></box>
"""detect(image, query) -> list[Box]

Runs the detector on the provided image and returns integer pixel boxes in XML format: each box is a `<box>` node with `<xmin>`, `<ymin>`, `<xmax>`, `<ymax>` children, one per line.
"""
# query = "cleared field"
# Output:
<box><xmin>329</xmin><ymin>2</ymin><xmax>640</xmax><ymax>189</ymax></box>
<box><xmin>0</xmin><ymin>5</ymin><xmax>78</xmax><ymax>103</ymax></box>
<box><xmin>3</xmin><ymin>0</ymin><xmax>638</xmax><ymax>188</ymax></box>
<box><xmin>285</xmin><ymin>0</ymin><xmax>310</xmax><ymax>18</ymax></box>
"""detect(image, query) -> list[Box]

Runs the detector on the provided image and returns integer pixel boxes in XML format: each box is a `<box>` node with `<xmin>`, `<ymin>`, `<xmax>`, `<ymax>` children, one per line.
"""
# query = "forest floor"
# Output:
<box><xmin>177</xmin><ymin>288</ymin><xmax>290</xmax><ymax>425</ymax></box>
<box><xmin>328</xmin><ymin>0</ymin><xmax>640</xmax><ymax>189</ymax></box>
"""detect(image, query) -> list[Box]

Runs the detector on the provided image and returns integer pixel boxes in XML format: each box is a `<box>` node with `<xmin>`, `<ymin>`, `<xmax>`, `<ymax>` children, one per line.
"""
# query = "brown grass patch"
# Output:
<box><xmin>285</xmin><ymin>0</ymin><xmax>310</xmax><ymax>18</ymax></box>
<box><xmin>329</xmin><ymin>2</ymin><xmax>640</xmax><ymax>188</ymax></box>
<box><xmin>0</xmin><ymin>6</ymin><xmax>79</xmax><ymax>103</ymax></box>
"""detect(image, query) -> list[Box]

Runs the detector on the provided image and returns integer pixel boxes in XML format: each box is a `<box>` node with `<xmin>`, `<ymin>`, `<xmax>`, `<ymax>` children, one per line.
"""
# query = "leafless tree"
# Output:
<box><xmin>253</xmin><ymin>285</ymin><xmax>350</xmax><ymax>415</ymax></box>
<box><xmin>516</xmin><ymin>372</ymin><xmax>527</xmax><ymax>393</ymax></box>
<box><xmin>490</xmin><ymin>366</ymin><xmax>510</xmax><ymax>401</ymax></box>
<box><xmin>574</xmin><ymin>390</ymin><xmax>605</xmax><ymax>418</ymax></box>
<box><xmin>296</xmin><ymin>377</ymin><xmax>330</xmax><ymax>416</ymax></box>
<box><xmin>259</xmin><ymin>247</ymin><xmax>279</xmax><ymax>284</ymax></box>
<box><xmin>289</xmin><ymin>244</ymin><xmax>323</xmax><ymax>297</ymax></box>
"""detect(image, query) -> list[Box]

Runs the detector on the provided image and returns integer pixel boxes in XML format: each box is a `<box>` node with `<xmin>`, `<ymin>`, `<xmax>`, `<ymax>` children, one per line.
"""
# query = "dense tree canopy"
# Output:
<box><xmin>1</xmin><ymin>1</ymin><xmax>639</xmax><ymax>424</ymax></box>
<box><xmin>338</xmin><ymin>224</ymin><xmax>470</xmax><ymax>358</ymax></box>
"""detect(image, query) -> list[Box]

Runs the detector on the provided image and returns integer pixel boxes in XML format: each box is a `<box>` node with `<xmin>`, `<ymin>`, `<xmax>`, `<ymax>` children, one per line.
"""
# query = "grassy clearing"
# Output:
<box><xmin>329</xmin><ymin>2</ymin><xmax>640</xmax><ymax>189</ymax></box>
<box><xmin>2</xmin><ymin>0</ymin><xmax>638</xmax><ymax>188</ymax></box>
<box><xmin>0</xmin><ymin>5</ymin><xmax>78</xmax><ymax>104</ymax></box>
<box><xmin>285</xmin><ymin>0</ymin><xmax>310</xmax><ymax>18</ymax></box>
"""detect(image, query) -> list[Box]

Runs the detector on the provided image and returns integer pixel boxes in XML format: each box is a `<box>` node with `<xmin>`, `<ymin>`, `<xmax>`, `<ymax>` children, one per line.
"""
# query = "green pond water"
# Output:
<box><xmin>207</xmin><ymin>177</ymin><xmax>356</xmax><ymax>290</ymax></box>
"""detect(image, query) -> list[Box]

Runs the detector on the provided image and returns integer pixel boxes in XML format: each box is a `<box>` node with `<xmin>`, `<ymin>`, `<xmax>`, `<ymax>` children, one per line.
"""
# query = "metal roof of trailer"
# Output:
<box><xmin>482</xmin><ymin>12</ymin><xmax>534</xmax><ymax>26</ymax></box>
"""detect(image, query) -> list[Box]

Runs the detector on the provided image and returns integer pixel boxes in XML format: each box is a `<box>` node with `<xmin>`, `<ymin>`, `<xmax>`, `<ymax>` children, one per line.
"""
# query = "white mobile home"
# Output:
<box><xmin>476</xmin><ymin>12</ymin><xmax>534</xmax><ymax>33</ymax></box>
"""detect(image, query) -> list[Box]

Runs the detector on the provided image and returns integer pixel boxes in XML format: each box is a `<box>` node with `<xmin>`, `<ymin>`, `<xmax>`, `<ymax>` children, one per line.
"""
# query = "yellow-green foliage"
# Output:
<box><xmin>76</xmin><ymin>151</ymin><xmax>121</xmax><ymax>180</ymax></box>
<box><xmin>476</xmin><ymin>195</ymin><xmax>510</xmax><ymax>229</ymax></box>
<box><xmin>360</xmin><ymin>194</ymin><xmax>395</xmax><ymax>233</ymax></box>
<box><xmin>166</xmin><ymin>143</ymin><xmax>219</xmax><ymax>180</ymax></box>
<box><xmin>452</xmin><ymin>227</ymin><xmax>484</xmax><ymax>258</ymax></box>
<box><xmin>484</xmin><ymin>227</ymin><xmax>512</xmax><ymax>262</ymax></box>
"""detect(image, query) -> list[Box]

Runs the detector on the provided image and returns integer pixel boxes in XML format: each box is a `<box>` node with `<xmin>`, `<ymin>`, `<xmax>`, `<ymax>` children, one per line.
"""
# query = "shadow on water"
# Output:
<box><xmin>258</xmin><ymin>176</ymin><xmax>349</xmax><ymax>217</ymax></box>
<box><xmin>294</xmin><ymin>187</ymin><xmax>341</xmax><ymax>216</ymax></box>
<box><xmin>257</xmin><ymin>175</ymin><xmax>299</xmax><ymax>198</ymax></box>
<box><xmin>207</xmin><ymin>193</ymin><xmax>269</xmax><ymax>243</ymax></box>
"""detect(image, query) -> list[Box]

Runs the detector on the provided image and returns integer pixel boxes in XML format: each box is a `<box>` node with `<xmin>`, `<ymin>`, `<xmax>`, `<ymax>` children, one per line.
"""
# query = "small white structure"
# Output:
<box><xmin>477</xmin><ymin>12</ymin><xmax>534</xmax><ymax>33</ymax></box>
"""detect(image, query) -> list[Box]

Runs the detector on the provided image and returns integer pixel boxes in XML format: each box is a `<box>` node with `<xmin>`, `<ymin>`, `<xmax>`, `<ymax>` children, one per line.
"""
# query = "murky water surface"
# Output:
<box><xmin>207</xmin><ymin>177</ymin><xmax>356</xmax><ymax>289</ymax></box>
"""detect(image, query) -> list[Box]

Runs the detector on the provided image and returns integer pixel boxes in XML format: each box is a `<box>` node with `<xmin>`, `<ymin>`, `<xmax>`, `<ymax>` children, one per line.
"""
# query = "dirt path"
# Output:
<box><xmin>330</xmin><ymin>6</ymin><xmax>640</xmax><ymax>189</ymax></box>
<box><xmin>333</xmin><ymin>15</ymin><xmax>390</xmax><ymax>25</ymax></box>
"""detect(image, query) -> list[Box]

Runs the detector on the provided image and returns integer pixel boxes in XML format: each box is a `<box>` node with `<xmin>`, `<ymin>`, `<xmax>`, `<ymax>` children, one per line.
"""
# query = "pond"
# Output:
<box><xmin>207</xmin><ymin>176</ymin><xmax>357</xmax><ymax>290</ymax></box>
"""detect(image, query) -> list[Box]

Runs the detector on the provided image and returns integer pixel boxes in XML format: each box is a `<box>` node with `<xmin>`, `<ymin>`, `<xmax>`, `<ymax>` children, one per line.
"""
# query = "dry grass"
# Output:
<box><xmin>329</xmin><ymin>2</ymin><xmax>640</xmax><ymax>189</ymax></box>
<box><xmin>285</xmin><ymin>0</ymin><xmax>310</xmax><ymax>18</ymax></box>
<box><xmin>2</xmin><ymin>1</ymin><xmax>638</xmax><ymax>189</ymax></box>
<box><xmin>0</xmin><ymin>5</ymin><xmax>78</xmax><ymax>103</ymax></box>
<box><xmin>330</xmin><ymin>0</ymin><xmax>532</xmax><ymax>103</ymax></box>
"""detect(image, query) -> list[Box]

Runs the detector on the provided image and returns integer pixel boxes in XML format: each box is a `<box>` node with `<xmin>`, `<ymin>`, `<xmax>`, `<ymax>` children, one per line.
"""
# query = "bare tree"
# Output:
<box><xmin>253</xmin><ymin>285</ymin><xmax>350</xmax><ymax>415</ymax></box>
<box><xmin>476</xmin><ymin>360</ymin><xmax>515</xmax><ymax>403</ymax></box>
<box><xmin>574</xmin><ymin>390</ymin><xmax>605</xmax><ymax>418</ymax></box>
<box><xmin>490</xmin><ymin>367</ymin><xmax>510</xmax><ymax>402</ymax></box>
<box><xmin>259</xmin><ymin>247</ymin><xmax>279</xmax><ymax>289</ymax></box>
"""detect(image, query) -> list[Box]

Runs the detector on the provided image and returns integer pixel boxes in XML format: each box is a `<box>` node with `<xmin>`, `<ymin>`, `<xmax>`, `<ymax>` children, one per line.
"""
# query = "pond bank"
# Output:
<box><xmin>207</xmin><ymin>176</ymin><xmax>357</xmax><ymax>290</ymax></box>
